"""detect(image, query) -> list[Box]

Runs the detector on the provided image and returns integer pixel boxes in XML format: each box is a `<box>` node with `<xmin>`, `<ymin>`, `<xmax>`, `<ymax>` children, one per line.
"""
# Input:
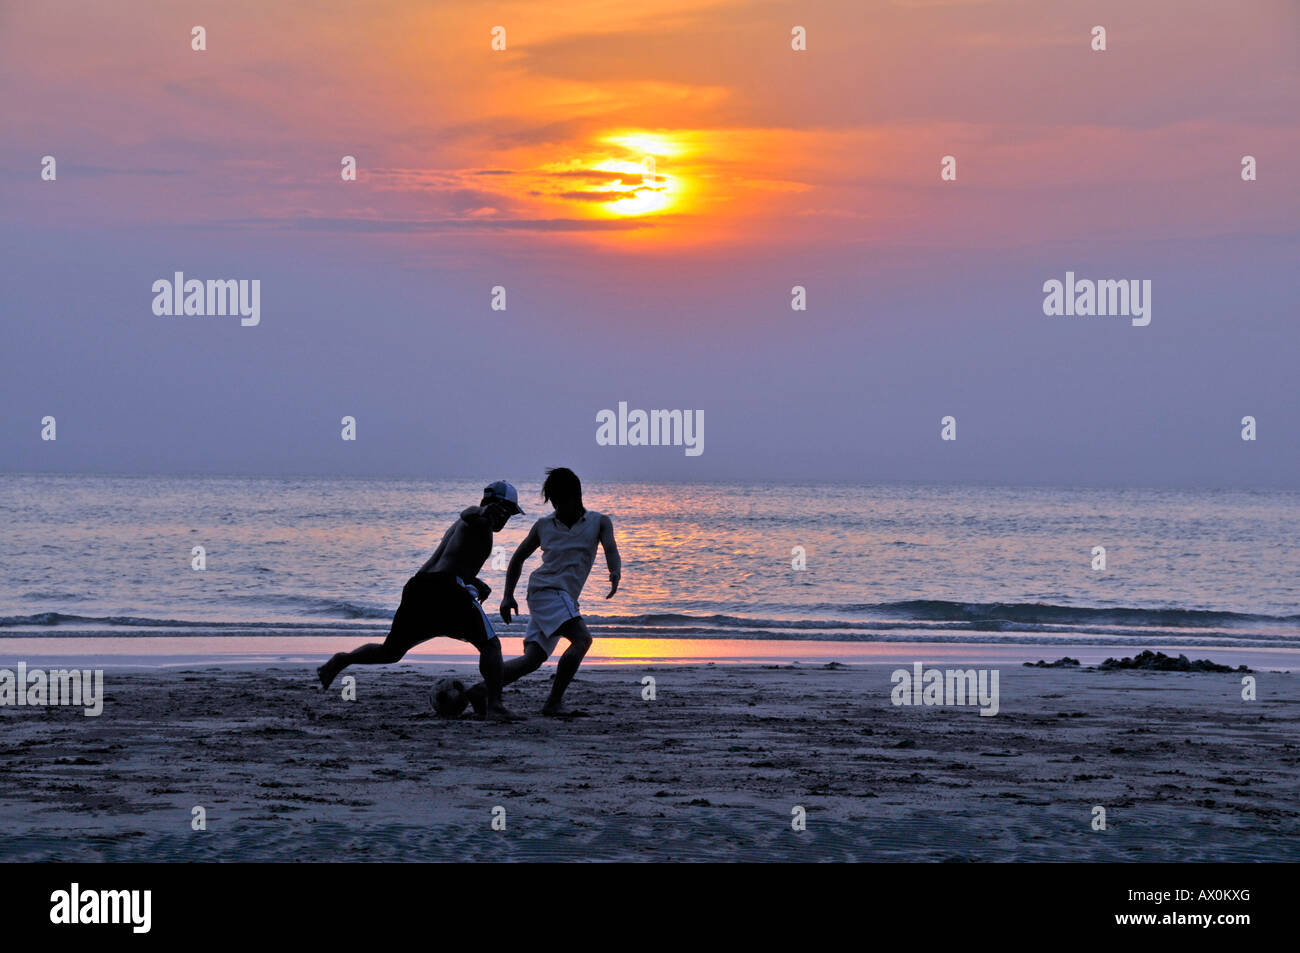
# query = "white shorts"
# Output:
<box><xmin>523</xmin><ymin>588</ymin><xmax>581</xmax><ymax>658</ymax></box>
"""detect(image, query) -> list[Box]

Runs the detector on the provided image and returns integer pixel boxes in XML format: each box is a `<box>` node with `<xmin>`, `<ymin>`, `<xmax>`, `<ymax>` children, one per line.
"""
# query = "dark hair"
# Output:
<box><xmin>541</xmin><ymin>467</ymin><xmax>582</xmax><ymax>506</ymax></box>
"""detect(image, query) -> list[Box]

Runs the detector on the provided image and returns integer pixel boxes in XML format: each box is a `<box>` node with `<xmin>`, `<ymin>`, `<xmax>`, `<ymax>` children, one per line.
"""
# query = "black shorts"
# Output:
<box><xmin>384</xmin><ymin>572</ymin><xmax>497</xmax><ymax>655</ymax></box>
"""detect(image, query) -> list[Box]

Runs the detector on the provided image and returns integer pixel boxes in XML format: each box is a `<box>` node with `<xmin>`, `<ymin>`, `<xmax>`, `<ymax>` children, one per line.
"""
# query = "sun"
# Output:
<box><xmin>592</xmin><ymin>132</ymin><xmax>686</xmax><ymax>217</ymax></box>
<box><xmin>529</xmin><ymin>131</ymin><xmax>689</xmax><ymax>224</ymax></box>
<box><xmin>595</xmin><ymin>159</ymin><xmax>673</xmax><ymax>216</ymax></box>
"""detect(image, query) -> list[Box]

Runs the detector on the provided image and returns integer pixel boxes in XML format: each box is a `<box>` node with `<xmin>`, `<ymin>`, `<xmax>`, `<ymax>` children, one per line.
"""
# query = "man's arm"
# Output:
<box><xmin>600</xmin><ymin>514</ymin><xmax>622</xmax><ymax>598</ymax></box>
<box><xmin>500</xmin><ymin>522</ymin><xmax>541</xmax><ymax>622</ymax></box>
<box><xmin>458</xmin><ymin>504</ymin><xmax>492</xmax><ymax>527</ymax></box>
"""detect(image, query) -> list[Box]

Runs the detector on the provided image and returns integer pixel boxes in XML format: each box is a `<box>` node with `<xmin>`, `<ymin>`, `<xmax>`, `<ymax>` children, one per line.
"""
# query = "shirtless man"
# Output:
<box><xmin>316</xmin><ymin>481</ymin><xmax>524</xmax><ymax>720</ymax></box>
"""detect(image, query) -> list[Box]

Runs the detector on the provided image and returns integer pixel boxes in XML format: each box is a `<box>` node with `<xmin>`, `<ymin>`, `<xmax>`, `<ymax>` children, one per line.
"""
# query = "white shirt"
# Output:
<box><xmin>526</xmin><ymin>510</ymin><xmax>616</xmax><ymax>602</ymax></box>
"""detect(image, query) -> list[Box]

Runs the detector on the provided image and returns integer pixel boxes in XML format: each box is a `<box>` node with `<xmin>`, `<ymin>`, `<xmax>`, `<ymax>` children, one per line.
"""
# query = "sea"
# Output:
<box><xmin>2</xmin><ymin>474</ymin><xmax>1297</xmax><ymax>665</ymax></box>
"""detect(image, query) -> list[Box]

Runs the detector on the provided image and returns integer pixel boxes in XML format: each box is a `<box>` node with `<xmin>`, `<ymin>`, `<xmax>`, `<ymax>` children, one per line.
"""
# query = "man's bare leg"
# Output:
<box><xmin>317</xmin><ymin>642</ymin><xmax>401</xmax><ymax>689</ymax></box>
<box><xmin>465</xmin><ymin>643</ymin><xmax>546</xmax><ymax>717</ymax></box>
<box><xmin>542</xmin><ymin>618</ymin><xmax>592</xmax><ymax>716</ymax></box>
<box><xmin>476</xmin><ymin>638</ymin><xmax>521</xmax><ymax>720</ymax></box>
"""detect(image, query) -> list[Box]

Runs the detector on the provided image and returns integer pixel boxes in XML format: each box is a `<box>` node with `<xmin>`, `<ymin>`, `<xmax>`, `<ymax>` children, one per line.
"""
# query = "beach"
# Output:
<box><xmin>2</xmin><ymin>658</ymin><xmax>1296</xmax><ymax>862</ymax></box>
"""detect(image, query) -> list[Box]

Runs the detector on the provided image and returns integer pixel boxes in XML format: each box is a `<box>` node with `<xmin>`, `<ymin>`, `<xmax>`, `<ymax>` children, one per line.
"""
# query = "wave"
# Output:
<box><xmin>221</xmin><ymin>595</ymin><xmax>393</xmax><ymax>619</ymax></box>
<box><xmin>3</xmin><ymin>600</ymin><xmax>1296</xmax><ymax>643</ymax></box>
<box><xmin>5</xmin><ymin>603</ymin><xmax>1294</xmax><ymax>631</ymax></box>
<box><xmin>0</xmin><ymin>612</ymin><xmax>388</xmax><ymax>630</ymax></box>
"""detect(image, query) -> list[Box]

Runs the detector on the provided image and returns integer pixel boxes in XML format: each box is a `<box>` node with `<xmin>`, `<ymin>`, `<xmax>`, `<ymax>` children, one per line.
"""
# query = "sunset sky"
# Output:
<box><xmin>2</xmin><ymin>0</ymin><xmax>1297</xmax><ymax>486</ymax></box>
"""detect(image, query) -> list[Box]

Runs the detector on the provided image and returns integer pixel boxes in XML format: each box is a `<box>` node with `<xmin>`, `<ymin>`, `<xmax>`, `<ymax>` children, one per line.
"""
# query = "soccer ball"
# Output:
<box><xmin>431</xmin><ymin>677</ymin><xmax>469</xmax><ymax>717</ymax></box>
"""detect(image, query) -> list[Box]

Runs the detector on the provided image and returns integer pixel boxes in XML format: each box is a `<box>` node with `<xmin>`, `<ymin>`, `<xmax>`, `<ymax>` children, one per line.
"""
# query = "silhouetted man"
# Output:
<box><xmin>317</xmin><ymin>481</ymin><xmax>524</xmax><ymax>720</ymax></box>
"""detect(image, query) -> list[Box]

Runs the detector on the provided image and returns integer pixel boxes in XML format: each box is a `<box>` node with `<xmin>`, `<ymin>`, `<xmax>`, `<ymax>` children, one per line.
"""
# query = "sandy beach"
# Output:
<box><xmin>1</xmin><ymin>659</ymin><xmax>1296</xmax><ymax>862</ymax></box>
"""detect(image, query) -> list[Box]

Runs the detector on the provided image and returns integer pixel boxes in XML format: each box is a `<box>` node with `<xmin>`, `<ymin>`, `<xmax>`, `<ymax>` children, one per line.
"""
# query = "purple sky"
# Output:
<box><xmin>1</xmin><ymin>0</ymin><xmax>1297</xmax><ymax>487</ymax></box>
